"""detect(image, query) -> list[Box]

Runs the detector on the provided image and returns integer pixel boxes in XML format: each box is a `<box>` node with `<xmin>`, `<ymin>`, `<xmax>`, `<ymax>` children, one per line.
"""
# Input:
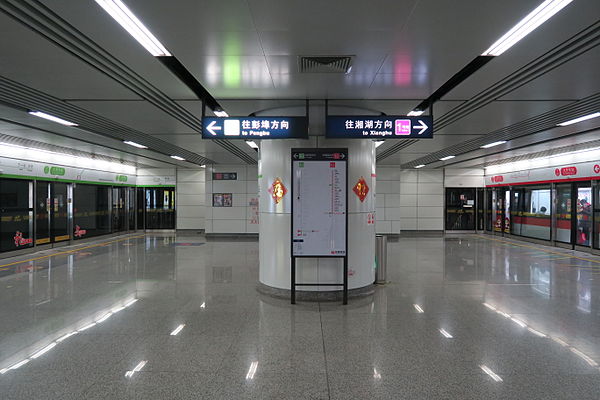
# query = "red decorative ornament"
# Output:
<box><xmin>353</xmin><ymin>177</ymin><xmax>369</xmax><ymax>202</ymax></box>
<box><xmin>268</xmin><ymin>177</ymin><xmax>287</xmax><ymax>204</ymax></box>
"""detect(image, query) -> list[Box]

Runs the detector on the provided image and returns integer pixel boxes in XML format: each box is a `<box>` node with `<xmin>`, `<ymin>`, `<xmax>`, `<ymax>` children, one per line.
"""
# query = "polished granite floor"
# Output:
<box><xmin>1</xmin><ymin>233</ymin><xmax>600</xmax><ymax>399</ymax></box>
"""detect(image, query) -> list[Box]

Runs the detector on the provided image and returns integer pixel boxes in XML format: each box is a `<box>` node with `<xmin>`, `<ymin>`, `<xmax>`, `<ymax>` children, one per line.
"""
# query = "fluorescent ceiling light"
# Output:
<box><xmin>214</xmin><ymin>110</ymin><xmax>229</xmax><ymax>117</ymax></box>
<box><xmin>200</xmin><ymin>302</ymin><xmax>206</xmax><ymax>308</ymax></box>
<box><xmin>414</xmin><ymin>164</ymin><xmax>425</xmax><ymax>169</ymax></box>
<box><xmin>124</xmin><ymin>298</ymin><xmax>138</xmax><ymax>307</ymax></box>
<box><xmin>123</xmin><ymin>140</ymin><xmax>148</xmax><ymax>149</ymax></box>
<box><xmin>482</xmin><ymin>0</ymin><xmax>573</xmax><ymax>56</ymax></box>
<box><xmin>96</xmin><ymin>313</ymin><xmax>112</xmax><ymax>323</ymax></box>
<box><xmin>170</xmin><ymin>324</ymin><xmax>186</xmax><ymax>336</ymax></box>
<box><xmin>439</xmin><ymin>155</ymin><xmax>455</xmax><ymax>161</ymax></box>
<box><xmin>95</xmin><ymin>0</ymin><xmax>171</xmax><ymax>56</ymax></box>
<box><xmin>170</xmin><ymin>155</ymin><xmax>185</xmax><ymax>161</ymax></box>
<box><xmin>29</xmin><ymin>111</ymin><xmax>78</xmax><ymax>126</ymax></box>
<box><xmin>480</xmin><ymin>365</ymin><xmax>503</xmax><ymax>382</ymax></box>
<box><xmin>56</xmin><ymin>331</ymin><xmax>78</xmax><ymax>343</ymax></box>
<box><xmin>246</xmin><ymin>140</ymin><xmax>259</xmax><ymax>149</ymax></box>
<box><xmin>439</xmin><ymin>329</ymin><xmax>453</xmax><ymax>339</ymax></box>
<box><xmin>527</xmin><ymin>327</ymin><xmax>547</xmax><ymax>337</ymax></box>
<box><xmin>8</xmin><ymin>359</ymin><xmax>30</xmax><ymax>371</ymax></box>
<box><xmin>413</xmin><ymin>304</ymin><xmax>424</xmax><ymax>313</ymax></box>
<box><xmin>557</xmin><ymin>112</ymin><xmax>600</xmax><ymax>126</ymax></box>
<box><xmin>481</xmin><ymin>140</ymin><xmax>507</xmax><ymax>149</ymax></box>
<box><xmin>246</xmin><ymin>361</ymin><xmax>258</xmax><ymax>380</ymax></box>
<box><xmin>374</xmin><ymin>140</ymin><xmax>385</xmax><ymax>148</ymax></box>
<box><xmin>125</xmin><ymin>360</ymin><xmax>147</xmax><ymax>378</ymax></box>
<box><xmin>78</xmin><ymin>322</ymin><xmax>97</xmax><ymax>332</ymax></box>
<box><xmin>31</xmin><ymin>342</ymin><xmax>57</xmax><ymax>359</ymax></box>
<box><xmin>510</xmin><ymin>317</ymin><xmax>527</xmax><ymax>328</ymax></box>
<box><xmin>407</xmin><ymin>110</ymin><xmax>424</xmax><ymax>116</ymax></box>
<box><xmin>373</xmin><ymin>368</ymin><xmax>382</xmax><ymax>379</ymax></box>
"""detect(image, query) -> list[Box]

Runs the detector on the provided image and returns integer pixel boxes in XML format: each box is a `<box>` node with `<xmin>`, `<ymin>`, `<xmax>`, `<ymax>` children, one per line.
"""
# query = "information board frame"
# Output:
<box><xmin>290</xmin><ymin>148</ymin><xmax>349</xmax><ymax>304</ymax></box>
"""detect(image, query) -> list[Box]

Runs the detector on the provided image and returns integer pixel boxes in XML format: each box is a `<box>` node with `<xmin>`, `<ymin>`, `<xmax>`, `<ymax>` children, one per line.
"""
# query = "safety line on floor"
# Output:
<box><xmin>0</xmin><ymin>234</ymin><xmax>146</xmax><ymax>270</ymax></box>
<box><xmin>473</xmin><ymin>235</ymin><xmax>600</xmax><ymax>265</ymax></box>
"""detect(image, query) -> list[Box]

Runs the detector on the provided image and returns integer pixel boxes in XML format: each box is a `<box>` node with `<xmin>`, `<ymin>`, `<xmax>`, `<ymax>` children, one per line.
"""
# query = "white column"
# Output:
<box><xmin>259</xmin><ymin>138</ymin><xmax>376</xmax><ymax>291</ymax></box>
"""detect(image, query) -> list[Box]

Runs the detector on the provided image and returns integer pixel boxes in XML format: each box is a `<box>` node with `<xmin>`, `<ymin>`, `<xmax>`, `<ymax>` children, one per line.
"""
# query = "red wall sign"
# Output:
<box><xmin>560</xmin><ymin>166</ymin><xmax>577</xmax><ymax>176</ymax></box>
<box><xmin>594</xmin><ymin>164</ymin><xmax>600</xmax><ymax>174</ymax></box>
<box><xmin>491</xmin><ymin>175</ymin><xmax>504</xmax><ymax>183</ymax></box>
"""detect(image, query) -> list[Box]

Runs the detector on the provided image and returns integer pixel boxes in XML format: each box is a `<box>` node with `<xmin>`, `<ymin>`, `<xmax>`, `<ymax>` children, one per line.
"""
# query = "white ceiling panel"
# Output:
<box><xmin>445</xmin><ymin>0</ymin><xmax>600</xmax><ymax>100</ymax></box>
<box><xmin>67</xmin><ymin>100</ymin><xmax>196</xmax><ymax>135</ymax></box>
<box><xmin>499</xmin><ymin>47</ymin><xmax>600</xmax><ymax>101</ymax></box>
<box><xmin>437</xmin><ymin>100</ymin><xmax>571</xmax><ymax>135</ymax></box>
<box><xmin>0</xmin><ymin>14</ymin><xmax>139</xmax><ymax>100</ymax></box>
<box><xmin>39</xmin><ymin>0</ymin><xmax>198</xmax><ymax>100</ymax></box>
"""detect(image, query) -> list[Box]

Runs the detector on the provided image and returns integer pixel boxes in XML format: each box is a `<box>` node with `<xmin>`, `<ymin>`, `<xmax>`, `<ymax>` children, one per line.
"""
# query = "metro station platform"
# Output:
<box><xmin>1</xmin><ymin>233</ymin><xmax>599</xmax><ymax>399</ymax></box>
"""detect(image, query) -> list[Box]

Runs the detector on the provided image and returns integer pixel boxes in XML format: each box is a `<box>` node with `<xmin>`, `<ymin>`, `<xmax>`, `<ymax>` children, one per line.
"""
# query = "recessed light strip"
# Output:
<box><xmin>170</xmin><ymin>155</ymin><xmax>185</xmax><ymax>161</ymax></box>
<box><xmin>481</xmin><ymin>140</ymin><xmax>507</xmax><ymax>149</ymax></box>
<box><xmin>439</xmin><ymin>155</ymin><xmax>455</xmax><ymax>161</ymax></box>
<box><xmin>29</xmin><ymin>111</ymin><xmax>78</xmax><ymax>126</ymax></box>
<box><xmin>95</xmin><ymin>0</ymin><xmax>171</xmax><ymax>56</ymax></box>
<box><xmin>482</xmin><ymin>0</ymin><xmax>573</xmax><ymax>56</ymax></box>
<box><xmin>557</xmin><ymin>112</ymin><xmax>600</xmax><ymax>126</ymax></box>
<box><xmin>123</xmin><ymin>140</ymin><xmax>147</xmax><ymax>149</ymax></box>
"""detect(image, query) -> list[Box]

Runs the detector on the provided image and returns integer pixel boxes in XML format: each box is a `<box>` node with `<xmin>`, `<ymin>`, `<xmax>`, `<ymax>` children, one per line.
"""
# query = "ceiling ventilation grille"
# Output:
<box><xmin>298</xmin><ymin>56</ymin><xmax>354</xmax><ymax>73</ymax></box>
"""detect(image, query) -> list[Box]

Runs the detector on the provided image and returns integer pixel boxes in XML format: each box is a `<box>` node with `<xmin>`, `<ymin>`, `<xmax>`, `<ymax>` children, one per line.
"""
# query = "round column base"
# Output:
<box><xmin>256</xmin><ymin>282</ymin><xmax>376</xmax><ymax>302</ymax></box>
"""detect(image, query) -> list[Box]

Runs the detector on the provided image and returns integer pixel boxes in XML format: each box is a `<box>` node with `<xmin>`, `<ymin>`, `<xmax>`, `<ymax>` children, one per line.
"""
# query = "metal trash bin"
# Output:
<box><xmin>375</xmin><ymin>235</ymin><xmax>387</xmax><ymax>284</ymax></box>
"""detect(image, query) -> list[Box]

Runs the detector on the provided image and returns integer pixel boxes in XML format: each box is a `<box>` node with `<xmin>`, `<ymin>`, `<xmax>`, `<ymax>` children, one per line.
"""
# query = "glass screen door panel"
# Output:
<box><xmin>576</xmin><ymin>185</ymin><xmax>592</xmax><ymax>246</ymax></box>
<box><xmin>51</xmin><ymin>182</ymin><xmax>70</xmax><ymax>242</ymax></box>
<box><xmin>445</xmin><ymin>188</ymin><xmax>476</xmax><ymax>230</ymax></box>
<box><xmin>35</xmin><ymin>182</ymin><xmax>51</xmax><ymax>245</ymax></box>
<box><xmin>555</xmin><ymin>184</ymin><xmax>572</xmax><ymax>244</ymax></box>
<box><xmin>593</xmin><ymin>183</ymin><xmax>600</xmax><ymax>250</ymax></box>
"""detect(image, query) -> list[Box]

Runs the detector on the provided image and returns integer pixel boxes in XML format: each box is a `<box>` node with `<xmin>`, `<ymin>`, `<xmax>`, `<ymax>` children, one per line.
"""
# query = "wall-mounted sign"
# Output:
<box><xmin>213</xmin><ymin>193</ymin><xmax>233</xmax><ymax>207</ymax></box>
<box><xmin>212</xmin><ymin>172</ymin><xmax>237</xmax><ymax>180</ymax></box>
<box><xmin>202</xmin><ymin>117</ymin><xmax>308</xmax><ymax>139</ymax></box>
<box><xmin>326</xmin><ymin>116</ymin><xmax>433</xmax><ymax>139</ymax></box>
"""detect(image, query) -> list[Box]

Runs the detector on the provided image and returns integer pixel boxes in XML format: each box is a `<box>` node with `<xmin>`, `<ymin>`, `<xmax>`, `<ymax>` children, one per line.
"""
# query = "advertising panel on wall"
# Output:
<box><xmin>485</xmin><ymin>160</ymin><xmax>600</xmax><ymax>187</ymax></box>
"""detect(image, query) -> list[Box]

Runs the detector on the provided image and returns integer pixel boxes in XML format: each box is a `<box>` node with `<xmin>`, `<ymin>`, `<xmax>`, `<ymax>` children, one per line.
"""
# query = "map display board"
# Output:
<box><xmin>291</xmin><ymin>148</ymin><xmax>348</xmax><ymax>257</ymax></box>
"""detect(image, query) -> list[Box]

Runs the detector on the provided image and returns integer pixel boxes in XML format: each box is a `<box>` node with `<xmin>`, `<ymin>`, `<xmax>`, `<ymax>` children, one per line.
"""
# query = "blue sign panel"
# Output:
<box><xmin>202</xmin><ymin>117</ymin><xmax>308</xmax><ymax>139</ymax></box>
<box><xmin>326</xmin><ymin>116</ymin><xmax>433</xmax><ymax>139</ymax></box>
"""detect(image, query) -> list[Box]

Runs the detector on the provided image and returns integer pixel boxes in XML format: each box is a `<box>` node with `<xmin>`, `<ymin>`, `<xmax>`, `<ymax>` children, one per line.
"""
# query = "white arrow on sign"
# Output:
<box><xmin>206</xmin><ymin>120</ymin><xmax>222</xmax><ymax>136</ymax></box>
<box><xmin>414</xmin><ymin>120</ymin><xmax>429</xmax><ymax>135</ymax></box>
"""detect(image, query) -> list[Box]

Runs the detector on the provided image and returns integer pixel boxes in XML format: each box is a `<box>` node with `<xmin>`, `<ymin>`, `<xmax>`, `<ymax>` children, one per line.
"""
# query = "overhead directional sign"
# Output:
<box><xmin>202</xmin><ymin>117</ymin><xmax>308</xmax><ymax>139</ymax></box>
<box><xmin>326</xmin><ymin>116</ymin><xmax>434</xmax><ymax>139</ymax></box>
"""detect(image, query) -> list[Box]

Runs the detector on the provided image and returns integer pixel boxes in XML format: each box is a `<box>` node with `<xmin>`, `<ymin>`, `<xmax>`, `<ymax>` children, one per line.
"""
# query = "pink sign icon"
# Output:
<box><xmin>395</xmin><ymin>119</ymin><xmax>411</xmax><ymax>135</ymax></box>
